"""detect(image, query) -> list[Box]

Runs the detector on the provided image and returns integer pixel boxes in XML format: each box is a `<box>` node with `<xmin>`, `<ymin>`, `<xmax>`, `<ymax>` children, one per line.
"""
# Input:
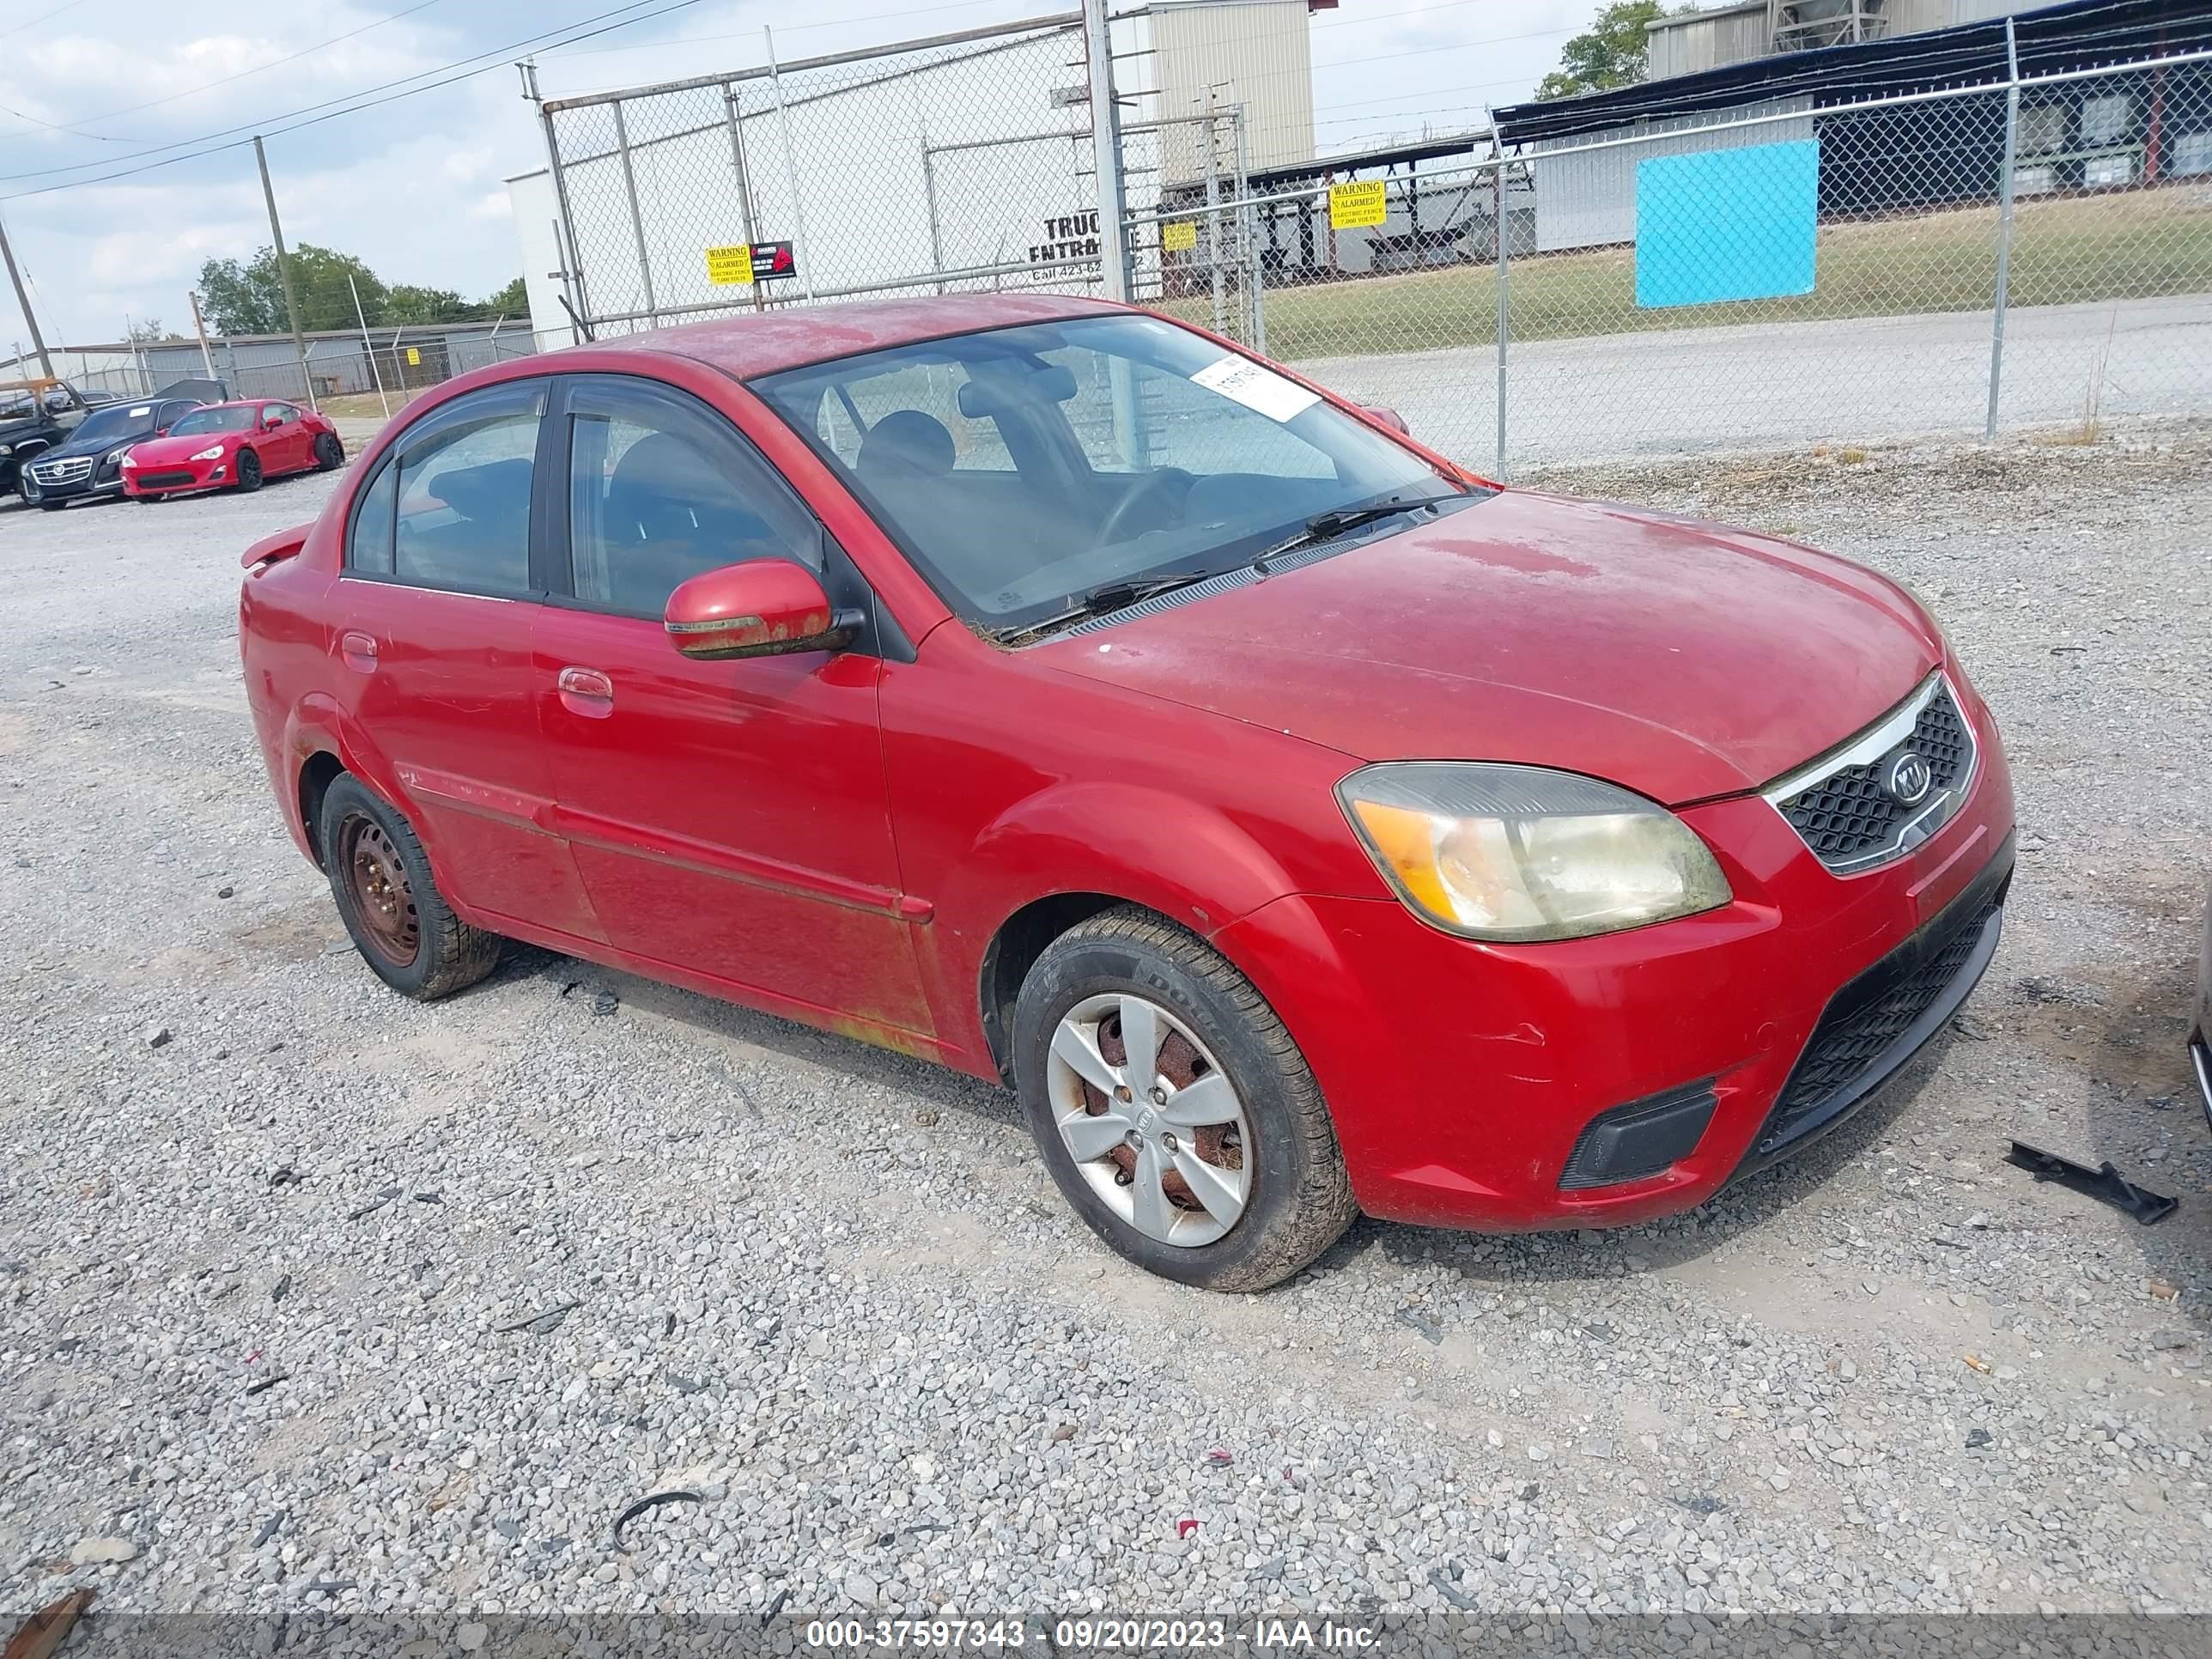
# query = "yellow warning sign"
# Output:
<box><xmin>1162</xmin><ymin>220</ymin><xmax>1197</xmax><ymax>253</ymax></box>
<box><xmin>404</xmin><ymin>346</ymin><xmax>421</xmax><ymax>367</ymax></box>
<box><xmin>706</xmin><ymin>243</ymin><xmax>756</xmax><ymax>285</ymax></box>
<box><xmin>1328</xmin><ymin>179</ymin><xmax>1388</xmax><ymax>229</ymax></box>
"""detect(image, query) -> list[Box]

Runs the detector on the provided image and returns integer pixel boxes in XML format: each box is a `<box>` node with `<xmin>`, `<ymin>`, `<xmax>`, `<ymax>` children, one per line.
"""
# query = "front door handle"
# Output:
<box><xmin>558</xmin><ymin>665</ymin><xmax>615</xmax><ymax>719</ymax></box>
<box><xmin>339</xmin><ymin>631</ymin><xmax>378</xmax><ymax>673</ymax></box>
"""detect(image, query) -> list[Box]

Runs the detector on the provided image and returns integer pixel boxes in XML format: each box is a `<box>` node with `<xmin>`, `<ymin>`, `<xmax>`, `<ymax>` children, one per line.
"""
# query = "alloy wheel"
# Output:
<box><xmin>1046</xmin><ymin>993</ymin><xmax>1252</xmax><ymax>1247</ymax></box>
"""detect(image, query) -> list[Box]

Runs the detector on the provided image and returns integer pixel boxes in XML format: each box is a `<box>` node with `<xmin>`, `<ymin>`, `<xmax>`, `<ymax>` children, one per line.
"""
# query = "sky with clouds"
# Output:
<box><xmin>0</xmin><ymin>0</ymin><xmax>1610</xmax><ymax>348</ymax></box>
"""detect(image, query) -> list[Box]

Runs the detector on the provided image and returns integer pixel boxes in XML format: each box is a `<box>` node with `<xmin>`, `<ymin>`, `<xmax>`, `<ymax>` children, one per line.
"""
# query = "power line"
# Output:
<box><xmin>0</xmin><ymin>0</ymin><xmax>90</xmax><ymax>42</ymax></box>
<box><xmin>76</xmin><ymin>0</ymin><xmax>452</xmax><ymax>128</ymax></box>
<box><xmin>0</xmin><ymin>0</ymin><xmax>702</xmax><ymax>194</ymax></box>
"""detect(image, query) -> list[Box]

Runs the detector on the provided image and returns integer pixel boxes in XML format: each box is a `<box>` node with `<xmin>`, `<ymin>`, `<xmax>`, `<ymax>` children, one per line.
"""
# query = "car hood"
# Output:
<box><xmin>42</xmin><ymin>429</ymin><xmax>147</xmax><ymax>463</ymax></box>
<box><xmin>128</xmin><ymin>431</ymin><xmax>238</xmax><ymax>465</ymax></box>
<box><xmin>1029</xmin><ymin>489</ymin><xmax>1941</xmax><ymax>805</ymax></box>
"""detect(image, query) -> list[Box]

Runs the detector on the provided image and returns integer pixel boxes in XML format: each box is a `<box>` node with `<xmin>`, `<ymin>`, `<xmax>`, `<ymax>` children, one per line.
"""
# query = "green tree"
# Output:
<box><xmin>384</xmin><ymin>283</ymin><xmax>472</xmax><ymax>325</ymax></box>
<box><xmin>478</xmin><ymin>276</ymin><xmax>528</xmax><ymax>317</ymax></box>
<box><xmin>197</xmin><ymin>244</ymin><xmax>387</xmax><ymax>334</ymax></box>
<box><xmin>1535</xmin><ymin>0</ymin><xmax>1679</xmax><ymax>100</ymax></box>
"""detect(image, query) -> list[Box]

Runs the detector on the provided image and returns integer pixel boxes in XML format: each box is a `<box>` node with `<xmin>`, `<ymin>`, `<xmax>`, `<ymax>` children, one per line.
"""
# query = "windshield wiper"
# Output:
<box><xmin>1001</xmin><ymin>570</ymin><xmax>1216</xmax><ymax>641</ymax></box>
<box><xmin>1255</xmin><ymin>490</ymin><xmax>1468</xmax><ymax>569</ymax></box>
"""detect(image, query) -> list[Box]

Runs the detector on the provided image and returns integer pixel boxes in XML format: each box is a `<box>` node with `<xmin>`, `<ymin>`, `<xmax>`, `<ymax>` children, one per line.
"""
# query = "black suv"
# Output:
<box><xmin>21</xmin><ymin>393</ymin><xmax>204</xmax><ymax>509</ymax></box>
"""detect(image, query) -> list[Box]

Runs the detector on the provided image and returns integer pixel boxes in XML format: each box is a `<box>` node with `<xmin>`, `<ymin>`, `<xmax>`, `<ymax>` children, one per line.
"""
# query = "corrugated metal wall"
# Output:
<box><xmin>1531</xmin><ymin>99</ymin><xmax>1815</xmax><ymax>252</ymax></box>
<box><xmin>1648</xmin><ymin>3</ymin><xmax>1771</xmax><ymax>80</ymax></box>
<box><xmin>1149</xmin><ymin>0</ymin><xmax>1315</xmax><ymax>183</ymax></box>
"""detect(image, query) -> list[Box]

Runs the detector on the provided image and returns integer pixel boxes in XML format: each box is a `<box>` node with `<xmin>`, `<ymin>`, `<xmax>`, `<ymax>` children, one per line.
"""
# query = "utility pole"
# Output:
<box><xmin>1082</xmin><ymin>0</ymin><xmax>1131</xmax><ymax>301</ymax></box>
<box><xmin>187</xmin><ymin>290</ymin><xmax>217</xmax><ymax>380</ymax></box>
<box><xmin>0</xmin><ymin>210</ymin><xmax>53</xmax><ymax>380</ymax></box>
<box><xmin>253</xmin><ymin>135</ymin><xmax>316</xmax><ymax>410</ymax></box>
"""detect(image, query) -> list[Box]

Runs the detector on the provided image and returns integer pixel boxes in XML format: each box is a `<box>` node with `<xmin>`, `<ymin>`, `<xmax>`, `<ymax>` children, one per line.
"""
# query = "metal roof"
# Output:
<box><xmin>1493</xmin><ymin>0</ymin><xmax>2212</xmax><ymax>145</ymax></box>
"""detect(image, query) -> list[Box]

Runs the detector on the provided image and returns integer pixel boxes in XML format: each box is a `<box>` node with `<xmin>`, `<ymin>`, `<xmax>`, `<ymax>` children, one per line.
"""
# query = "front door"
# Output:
<box><xmin>335</xmin><ymin>378</ymin><xmax>601</xmax><ymax>941</ymax></box>
<box><xmin>533</xmin><ymin>374</ymin><xmax>932</xmax><ymax>1036</ymax></box>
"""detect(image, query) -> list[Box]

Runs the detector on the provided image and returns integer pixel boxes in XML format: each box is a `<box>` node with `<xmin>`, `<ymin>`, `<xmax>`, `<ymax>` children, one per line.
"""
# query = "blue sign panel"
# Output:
<box><xmin>1635</xmin><ymin>139</ymin><xmax>1820</xmax><ymax>309</ymax></box>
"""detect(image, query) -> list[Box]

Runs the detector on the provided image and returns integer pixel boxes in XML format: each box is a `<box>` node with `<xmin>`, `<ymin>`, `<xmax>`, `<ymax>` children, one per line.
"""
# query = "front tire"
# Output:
<box><xmin>234</xmin><ymin>447</ymin><xmax>264</xmax><ymax>492</ymax></box>
<box><xmin>317</xmin><ymin>775</ymin><xmax>501</xmax><ymax>1000</ymax></box>
<box><xmin>1012</xmin><ymin>906</ymin><xmax>1357</xmax><ymax>1292</ymax></box>
<box><xmin>313</xmin><ymin>432</ymin><xmax>344</xmax><ymax>471</ymax></box>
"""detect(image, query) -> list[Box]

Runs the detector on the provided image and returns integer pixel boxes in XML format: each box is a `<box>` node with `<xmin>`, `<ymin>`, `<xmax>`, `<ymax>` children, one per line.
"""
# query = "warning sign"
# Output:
<box><xmin>404</xmin><ymin>346</ymin><xmax>421</xmax><ymax>366</ymax></box>
<box><xmin>1328</xmin><ymin>179</ymin><xmax>1389</xmax><ymax>229</ymax></box>
<box><xmin>706</xmin><ymin>243</ymin><xmax>756</xmax><ymax>285</ymax></box>
<box><xmin>1162</xmin><ymin>220</ymin><xmax>1197</xmax><ymax>253</ymax></box>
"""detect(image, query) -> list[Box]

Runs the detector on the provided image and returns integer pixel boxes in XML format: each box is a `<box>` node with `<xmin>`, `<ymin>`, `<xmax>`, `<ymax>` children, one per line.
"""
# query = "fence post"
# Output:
<box><xmin>532</xmin><ymin>71</ymin><xmax>594</xmax><ymax>337</ymax></box>
<box><xmin>763</xmin><ymin>27</ymin><xmax>818</xmax><ymax>301</ymax></box>
<box><xmin>1202</xmin><ymin>91</ymin><xmax>1227</xmax><ymax>337</ymax></box>
<box><xmin>722</xmin><ymin>90</ymin><xmax>768</xmax><ymax>313</ymax></box>
<box><xmin>1494</xmin><ymin>142</ymin><xmax>1510</xmax><ymax>479</ymax></box>
<box><xmin>610</xmin><ymin>100</ymin><xmax>659</xmax><ymax>323</ymax></box>
<box><xmin>1082</xmin><ymin>0</ymin><xmax>1131</xmax><ymax>301</ymax></box>
<box><xmin>1234</xmin><ymin>106</ymin><xmax>1267</xmax><ymax>356</ymax></box>
<box><xmin>1984</xmin><ymin>16</ymin><xmax>2021</xmax><ymax>442</ymax></box>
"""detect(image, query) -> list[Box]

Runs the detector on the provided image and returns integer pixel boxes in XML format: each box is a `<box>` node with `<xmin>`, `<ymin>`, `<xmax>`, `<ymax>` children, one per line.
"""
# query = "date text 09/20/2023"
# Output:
<box><xmin>803</xmin><ymin>1617</ymin><xmax>1381</xmax><ymax>1650</ymax></box>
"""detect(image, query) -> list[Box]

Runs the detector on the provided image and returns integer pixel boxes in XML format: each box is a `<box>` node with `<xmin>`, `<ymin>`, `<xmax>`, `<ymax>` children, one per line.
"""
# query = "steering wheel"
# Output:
<box><xmin>1088</xmin><ymin>469</ymin><xmax>1189</xmax><ymax>551</ymax></box>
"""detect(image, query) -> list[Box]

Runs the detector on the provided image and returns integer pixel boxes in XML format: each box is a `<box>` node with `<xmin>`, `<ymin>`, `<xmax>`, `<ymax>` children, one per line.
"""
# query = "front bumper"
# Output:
<box><xmin>1212</xmin><ymin>672</ymin><xmax>2017</xmax><ymax>1231</ymax></box>
<box><xmin>27</xmin><ymin>470</ymin><xmax>125</xmax><ymax>501</ymax></box>
<box><xmin>125</xmin><ymin>458</ymin><xmax>230</xmax><ymax>495</ymax></box>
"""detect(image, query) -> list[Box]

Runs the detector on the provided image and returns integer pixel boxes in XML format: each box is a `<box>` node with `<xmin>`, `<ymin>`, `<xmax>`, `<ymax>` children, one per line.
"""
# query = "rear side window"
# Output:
<box><xmin>385</xmin><ymin>383</ymin><xmax>544</xmax><ymax>596</ymax></box>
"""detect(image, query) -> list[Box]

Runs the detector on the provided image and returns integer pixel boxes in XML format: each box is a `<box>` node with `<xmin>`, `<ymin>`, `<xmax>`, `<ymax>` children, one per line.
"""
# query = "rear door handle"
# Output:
<box><xmin>339</xmin><ymin>631</ymin><xmax>378</xmax><ymax>672</ymax></box>
<box><xmin>558</xmin><ymin>665</ymin><xmax>615</xmax><ymax>718</ymax></box>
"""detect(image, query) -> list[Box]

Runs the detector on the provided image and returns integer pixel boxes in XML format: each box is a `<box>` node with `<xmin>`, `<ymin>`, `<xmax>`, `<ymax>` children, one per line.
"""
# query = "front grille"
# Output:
<box><xmin>136</xmin><ymin>470</ymin><xmax>196</xmax><ymax>489</ymax></box>
<box><xmin>1753</xmin><ymin>851</ymin><xmax>2010</xmax><ymax>1158</ymax></box>
<box><xmin>1770</xmin><ymin>677</ymin><xmax>1976</xmax><ymax>872</ymax></box>
<box><xmin>29</xmin><ymin>455</ymin><xmax>92</xmax><ymax>484</ymax></box>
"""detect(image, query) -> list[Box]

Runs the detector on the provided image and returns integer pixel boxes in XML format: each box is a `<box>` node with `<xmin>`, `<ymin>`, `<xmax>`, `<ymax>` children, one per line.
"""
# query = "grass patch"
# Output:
<box><xmin>1163</xmin><ymin>187</ymin><xmax>2212</xmax><ymax>362</ymax></box>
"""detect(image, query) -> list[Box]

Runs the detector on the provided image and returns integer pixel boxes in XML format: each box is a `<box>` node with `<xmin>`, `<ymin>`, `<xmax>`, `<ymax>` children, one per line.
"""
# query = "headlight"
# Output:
<box><xmin>0</xmin><ymin>443</ymin><xmax>12</xmax><ymax>455</ymax></box>
<box><xmin>189</xmin><ymin>446</ymin><xmax>225</xmax><ymax>461</ymax></box>
<box><xmin>119</xmin><ymin>453</ymin><xmax>136</xmax><ymax>468</ymax></box>
<box><xmin>1338</xmin><ymin>762</ymin><xmax>1731</xmax><ymax>942</ymax></box>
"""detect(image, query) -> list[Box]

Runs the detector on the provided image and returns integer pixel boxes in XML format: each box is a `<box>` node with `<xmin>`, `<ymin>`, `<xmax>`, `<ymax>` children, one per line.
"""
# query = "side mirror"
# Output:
<box><xmin>665</xmin><ymin>559</ymin><xmax>857</xmax><ymax>660</ymax></box>
<box><xmin>264</xmin><ymin>415</ymin><xmax>284</xmax><ymax>429</ymax></box>
<box><xmin>1363</xmin><ymin>404</ymin><xmax>1410</xmax><ymax>436</ymax></box>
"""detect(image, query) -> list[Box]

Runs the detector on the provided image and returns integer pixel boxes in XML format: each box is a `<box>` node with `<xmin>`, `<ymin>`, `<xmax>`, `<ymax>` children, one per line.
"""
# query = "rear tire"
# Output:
<box><xmin>317</xmin><ymin>774</ymin><xmax>501</xmax><ymax>1001</ymax></box>
<box><xmin>313</xmin><ymin>432</ymin><xmax>344</xmax><ymax>471</ymax></box>
<box><xmin>1012</xmin><ymin>905</ymin><xmax>1357</xmax><ymax>1292</ymax></box>
<box><xmin>235</xmin><ymin>448</ymin><xmax>264</xmax><ymax>492</ymax></box>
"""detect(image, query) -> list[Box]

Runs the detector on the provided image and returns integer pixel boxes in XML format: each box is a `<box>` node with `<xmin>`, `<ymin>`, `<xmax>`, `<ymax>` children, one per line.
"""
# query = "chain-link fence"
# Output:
<box><xmin>538</xmin><ymin>14</ymin><xmax>2212</xmax><ymax>472</ymax></box>
<box><xmin>54</xmin><ymin>328</ymin><xmax>544</xmax><ymax>417</ymax></box>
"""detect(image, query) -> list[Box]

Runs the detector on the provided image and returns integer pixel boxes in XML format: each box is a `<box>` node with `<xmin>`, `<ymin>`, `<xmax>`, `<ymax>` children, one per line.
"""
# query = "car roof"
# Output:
<box><xmin>602</xmin><ymin>292</ymin><xmax>1129</xmax><ymax>381</ymax></box>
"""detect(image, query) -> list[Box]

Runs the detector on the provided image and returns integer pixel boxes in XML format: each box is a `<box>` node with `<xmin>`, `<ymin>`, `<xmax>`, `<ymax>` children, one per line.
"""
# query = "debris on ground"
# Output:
<box><xmin>498</xmin><ymin>1302</ymin><xmax>580</xmax><ymax>1335</ymax></box>
<box><xmin>3</xmin><ymin>1587</ymin><xmax>94</xmax><ymax>1659</ymax></box>
<box><xmin>611</xmin><ymin>1489</ymin><xmax>702</xmax><ymax>1552</ymax></box>
<box><xmin>2002</xmin><ymin>1141</ymin><xmax>2178</xmax><ymax>1224</ymax></box>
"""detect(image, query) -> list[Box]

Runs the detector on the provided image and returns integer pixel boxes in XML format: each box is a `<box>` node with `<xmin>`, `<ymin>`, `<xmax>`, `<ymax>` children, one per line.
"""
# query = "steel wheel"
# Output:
<box><xmin>1047</xmin><ymin>992</ymin><xmax>1252</xmax><ymax>1248</ymax></box>
<box><xmin>337</xmin><ymin>812</ymin><xmax>419</xmax><ymax>968</ymax></box>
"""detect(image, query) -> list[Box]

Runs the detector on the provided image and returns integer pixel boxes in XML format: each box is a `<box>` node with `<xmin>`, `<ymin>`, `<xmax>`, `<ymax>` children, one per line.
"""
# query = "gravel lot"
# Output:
<box><xmin>2</xmin><ymin>423</ymin><xmax>2209</xmax><ymax>1633</ymax></box>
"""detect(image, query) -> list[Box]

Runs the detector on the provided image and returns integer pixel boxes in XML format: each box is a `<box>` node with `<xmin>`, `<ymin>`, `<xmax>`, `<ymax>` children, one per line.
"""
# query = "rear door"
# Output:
<box><xmin>532</xmin><ymin>373</ymin><xmax>929</xmax><ymax>1033</ymax></box>
<box><xmin>335</xmin><ymin>379</ymin><xmax>601</xmax><ymax>942</ymax></box>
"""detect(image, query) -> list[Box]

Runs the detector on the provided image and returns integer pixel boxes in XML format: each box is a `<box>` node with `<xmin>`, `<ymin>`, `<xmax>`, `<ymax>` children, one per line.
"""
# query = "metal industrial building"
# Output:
<box><xmin>1495</xmin><ymin>0</ymin><xmax>2212</xmax><ymax>255</ymax></box>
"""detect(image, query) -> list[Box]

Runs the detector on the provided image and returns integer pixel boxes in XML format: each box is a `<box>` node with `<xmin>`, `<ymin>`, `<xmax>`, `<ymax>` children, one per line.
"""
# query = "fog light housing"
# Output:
<box><xmin>1559</xmin><ymin>1079</ymin><xmax>1718</xmax><ymax>1189</ymax></box>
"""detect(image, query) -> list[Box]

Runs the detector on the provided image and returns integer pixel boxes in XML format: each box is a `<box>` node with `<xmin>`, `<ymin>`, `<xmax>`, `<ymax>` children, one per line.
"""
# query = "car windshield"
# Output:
<box><xmin>73</xmin><ymin>402</ymin><xmax>161</xmax><ymax>445</ymax></box>
<box><xmin>752</xmin><ymin>313</ymin><xmax>1477</xmax><ymax>634</ymax></box>
<box><xmin>168</xmin><ymin>406</ymin><xmax>255</xmax><ymax>436</ymax></box>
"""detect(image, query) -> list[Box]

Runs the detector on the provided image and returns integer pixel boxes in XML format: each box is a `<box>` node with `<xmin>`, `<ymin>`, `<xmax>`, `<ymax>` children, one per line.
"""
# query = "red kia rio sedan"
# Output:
<box><xmin>238</xmin><ymin>295</ymin><xmax>2014</xmax><ymax>1291</ymax></box>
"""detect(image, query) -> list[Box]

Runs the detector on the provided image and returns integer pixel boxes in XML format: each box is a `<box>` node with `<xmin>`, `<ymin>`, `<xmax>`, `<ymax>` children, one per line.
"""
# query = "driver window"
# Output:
<box><xmin>566</xmin><ymin>378</ymin><xmax>821</xmax><ymax>619</ymax></box>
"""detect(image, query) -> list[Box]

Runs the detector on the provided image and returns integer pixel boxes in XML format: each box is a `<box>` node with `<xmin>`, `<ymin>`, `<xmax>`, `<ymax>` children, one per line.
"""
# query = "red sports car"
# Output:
<box><xmin>124</xmin><ymin>398</ymin><xmax>343</xmax><ymax>500</ymax></box>
<box><xmin>236</xmin><ymin>295</ymin><xmax>2014</xmax><ymax>1291</ymax></box>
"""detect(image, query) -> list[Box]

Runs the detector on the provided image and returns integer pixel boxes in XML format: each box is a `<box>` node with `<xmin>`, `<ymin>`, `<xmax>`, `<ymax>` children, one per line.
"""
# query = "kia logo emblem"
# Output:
<box><xmin>1882</xmin><ymin>750</ymin><xmax>1933</xmax><ymax>806</ymax></box>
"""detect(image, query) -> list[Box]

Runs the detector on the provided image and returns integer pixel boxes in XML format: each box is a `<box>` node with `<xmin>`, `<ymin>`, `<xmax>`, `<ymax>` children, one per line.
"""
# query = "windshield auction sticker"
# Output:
<box><xmin>1190</xmin><ymin>356</ymin><xmax>1320</xmax><ymax>424</ymax></box>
